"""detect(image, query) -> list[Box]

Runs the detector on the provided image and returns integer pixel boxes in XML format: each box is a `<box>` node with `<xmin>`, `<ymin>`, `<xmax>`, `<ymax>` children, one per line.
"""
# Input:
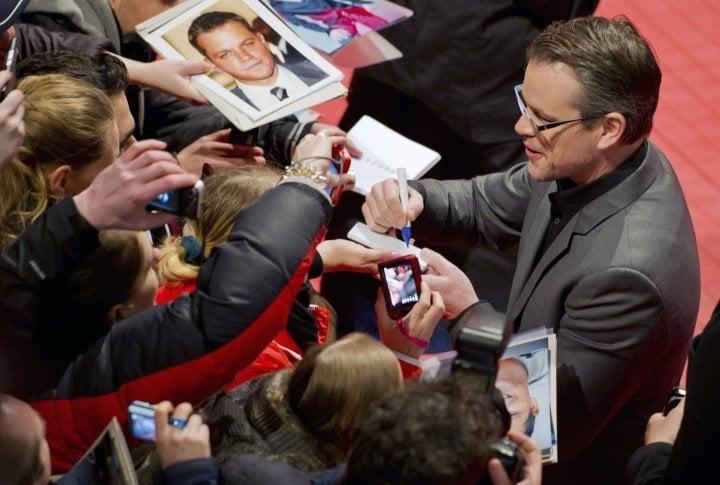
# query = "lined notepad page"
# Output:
<box><xmin>347</xmin><ymin>116</ymin><xmax>441</xmax><ymax>195</ymax></box>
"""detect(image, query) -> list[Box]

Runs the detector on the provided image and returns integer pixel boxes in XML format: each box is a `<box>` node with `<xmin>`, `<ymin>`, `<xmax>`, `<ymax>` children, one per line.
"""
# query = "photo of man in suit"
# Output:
<box><xmin>188</xmin><ymin>11</ymin><xmax>327</xmax><ymax>111</ymax></box>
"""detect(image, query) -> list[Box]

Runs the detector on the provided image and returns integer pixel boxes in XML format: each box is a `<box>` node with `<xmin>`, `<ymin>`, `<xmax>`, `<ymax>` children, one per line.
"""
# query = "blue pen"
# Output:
<box><xmin>397</xmin><ymin>168</ymin><xmax>412</xmax><ymax>247</ymax></box>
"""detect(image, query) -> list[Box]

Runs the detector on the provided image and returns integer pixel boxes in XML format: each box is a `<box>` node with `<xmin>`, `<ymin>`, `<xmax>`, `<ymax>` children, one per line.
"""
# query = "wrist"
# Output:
<box><xmin>397</xmin><ymin>317</ymin><xmax>430</xmax><ymax>349</ymax></box>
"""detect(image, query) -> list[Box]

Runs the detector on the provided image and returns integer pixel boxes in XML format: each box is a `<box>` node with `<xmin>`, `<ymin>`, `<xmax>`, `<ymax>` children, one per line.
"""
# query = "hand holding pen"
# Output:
<box><xmin>362</xmin><ymin>176</ymin><xmax>425</xmax><ymax>235</ymax></box>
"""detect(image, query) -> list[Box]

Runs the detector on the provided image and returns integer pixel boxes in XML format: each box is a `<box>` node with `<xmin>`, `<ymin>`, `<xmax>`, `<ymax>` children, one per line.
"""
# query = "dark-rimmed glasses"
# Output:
<box><xmin>514</xmin><ymin>84</ymin><xmax>595</xmax><ymax>135</ymax></box>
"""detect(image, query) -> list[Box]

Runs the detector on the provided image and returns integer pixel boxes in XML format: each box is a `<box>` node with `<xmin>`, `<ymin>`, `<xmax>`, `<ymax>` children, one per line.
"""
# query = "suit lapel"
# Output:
<box><xmin>507</xmin><ymin>184</ymin><xmax>553</xmax><ymax>321</ymax></box>
<box><xmin>507</xmin><ymin>144</ymin><xmax>659</xmax><ymax>327</ymax></box>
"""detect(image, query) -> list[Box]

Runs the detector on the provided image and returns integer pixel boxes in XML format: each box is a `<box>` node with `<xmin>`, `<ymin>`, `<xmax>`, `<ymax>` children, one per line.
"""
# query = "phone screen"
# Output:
<box><xmin>129</xmin><ymin>410</ymin><xmax>156</xmax><ymax>441</ymax></box>
<box><xmin>382</xmin><ymin>262</ymin><xmax>419</xmax><ymax>308</ymax></box>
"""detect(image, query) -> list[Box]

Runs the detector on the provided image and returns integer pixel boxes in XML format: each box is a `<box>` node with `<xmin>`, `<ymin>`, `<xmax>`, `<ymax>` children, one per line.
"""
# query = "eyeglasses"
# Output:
<box><xmin>514</xmin><ymin>84</ymin><xmax>594</xmax><ymax>134</ymax></box>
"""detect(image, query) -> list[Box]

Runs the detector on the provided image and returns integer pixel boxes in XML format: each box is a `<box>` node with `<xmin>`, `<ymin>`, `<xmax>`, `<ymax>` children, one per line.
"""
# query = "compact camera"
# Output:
<box><xmin>146</xmin><ymin>180</ymin><xmax>205</xmax><ymax>219</ymax></box>
<box><xmin>378</xmin><ymin>254</ymin><xmax>422</xmax><ymax>320</ymax></box>
<box><xmin>127</xmin><ymin>401</ymin><xmax>187</xmax><ymax>441</ymax></box>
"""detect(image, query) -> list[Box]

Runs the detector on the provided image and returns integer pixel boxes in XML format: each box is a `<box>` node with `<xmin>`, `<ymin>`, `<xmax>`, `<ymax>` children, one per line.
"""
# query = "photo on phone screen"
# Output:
<box><xmin>378</xmin><ymin>255</ymin><xmax>422</xmax><ymax>319</ymax></box>
<box><xmin>128</xmin><ymin>402</ymin><xmax>156</xmax><ymax>441</ymax></box>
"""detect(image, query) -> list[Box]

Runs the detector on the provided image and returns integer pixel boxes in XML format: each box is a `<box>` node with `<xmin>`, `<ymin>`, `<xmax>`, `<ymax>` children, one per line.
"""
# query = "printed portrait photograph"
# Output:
<box><xmin>499</xmin><ymin>335</ymin><xmax>556</xmax><ymax>461</ymax></box>
<box><xmin>153</xmin><ymin>0</ymin><xmax>335</xmax><ymax>119</ymax></box>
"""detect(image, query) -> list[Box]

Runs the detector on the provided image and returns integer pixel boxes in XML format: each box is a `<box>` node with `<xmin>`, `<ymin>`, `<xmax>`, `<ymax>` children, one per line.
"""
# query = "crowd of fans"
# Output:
<box><xmin>0</xmin><ymin>0</ymin><xmax>712</xmax><ymax>484</ymax></box>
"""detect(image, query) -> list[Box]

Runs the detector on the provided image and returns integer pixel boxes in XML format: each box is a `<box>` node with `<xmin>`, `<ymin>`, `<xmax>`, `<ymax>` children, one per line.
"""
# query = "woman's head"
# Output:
<box><xmin>288</xmin><ymin>333</ymin><xmax>403</xmax><ymax>451</ymax></box>
<box><xmin>158</xmin><ymin>165</ymin><xmax>281</xmax><ymax>283</ymax></box>
<box><xmin>43</xmin><ymin>230</ymin><xmax>155</xmax><ymax>359</ymax></box>
<box><xmin>0</xmin><ymin>74</ymin><xmax>116</xmax><ymax>245</ymax></box>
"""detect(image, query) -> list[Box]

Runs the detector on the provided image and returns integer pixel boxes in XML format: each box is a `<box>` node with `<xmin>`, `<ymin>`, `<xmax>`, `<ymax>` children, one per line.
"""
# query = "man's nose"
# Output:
<box><xmin>514</xmin><ymin>114</ymin><xmax>534</xmax><ymax>138</ymax></box>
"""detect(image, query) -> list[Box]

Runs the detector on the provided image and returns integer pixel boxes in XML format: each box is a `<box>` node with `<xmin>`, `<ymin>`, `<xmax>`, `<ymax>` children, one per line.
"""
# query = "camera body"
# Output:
<box><xmin>146</xmin><ymin>180</ymin><xmax>205</xmax><ymax>219</ymax></box>
<box><xmin>378</xmin><ymin>254</ymin><xmax>422</xmax><ymax>320</ymax></box>
<box><xmin>449</xmin><ymin>306</ymin><xmax>522</xmax><ymax>482</ymax></box>
<box><xmin>451</xmin><ymin>305</ymin><xmax>511</xmax><ymax>394</ymax></box>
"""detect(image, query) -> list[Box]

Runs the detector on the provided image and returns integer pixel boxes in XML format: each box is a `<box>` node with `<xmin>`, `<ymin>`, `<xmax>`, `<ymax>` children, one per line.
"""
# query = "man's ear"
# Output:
<box><xmin>531</xmin><ymin>396</ymin><xmax>540</xmax><ymax>416</ymax></box>
<box><xmin>47</xmin><ymin>165</ymin><xmax>72</xmax><ymax>197</ymax></box>
<box><xmin>597</xmin><ymin>112</ymin><xmax>627</xmax><ymax>150</ymax></box>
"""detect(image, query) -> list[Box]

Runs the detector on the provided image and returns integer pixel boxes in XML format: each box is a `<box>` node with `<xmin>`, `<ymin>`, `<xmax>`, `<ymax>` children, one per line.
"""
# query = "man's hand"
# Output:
<box><xmin>177</xmin><ymin>128</ymin><xmax>265</xmax><ymax>175</ymax></box>
<box><xmin>488</xmin><ymin>431</ymin><xmax>542</xmax><ymax>485</ymax></box>
<box><xmin>0</xmin><ymin>71</ymin><xmax>24</xmax><ymax>169</ymax></box>
<box><xmin>644</xmin><ymin>398</ymin><xmax>685</xmax><ymax>445</ymax></box>
<box><xmin>376</xmin><ymin>281</ymin><xmax>444</xmax><ymax>358</ymax></box>
<box><xmin>316</xmin><ymin>239</ymin><xmax>397</xmax><ymax>273</ymax></box>
<box><xmin>362</xmin><ymin>177</ymin><xmax>424</xmax><ymax>233</ymax></box>
<box><xmin>420</xmin><ymin>247</ymin><xmax>479</xmax><ymax>320</ymax></box>
<box><xmin>122</xmin><ymin>56</ymin><xmax>208</xmax><ymax>104</ymax></box>
<box><xmin>154</xmin><ymin>401</ymin><xmax>211</xmax><ymax>469</ymax></box>
<box><xmin>73</xmin><ymin>140</ymin><xmax>198</xmax><ymax>230</ymax></box>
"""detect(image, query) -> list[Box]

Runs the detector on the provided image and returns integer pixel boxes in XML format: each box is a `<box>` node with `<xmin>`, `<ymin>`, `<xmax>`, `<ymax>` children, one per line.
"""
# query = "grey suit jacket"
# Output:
<box><xmin>413</xmin><ymin>142</ymin><xmax>700</xmax><ymax>483</ymax></box>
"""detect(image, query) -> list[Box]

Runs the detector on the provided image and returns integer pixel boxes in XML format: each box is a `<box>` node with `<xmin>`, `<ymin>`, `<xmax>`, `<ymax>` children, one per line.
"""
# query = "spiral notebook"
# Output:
<box><xmin>346</xmin><ymin>115</ymin><xmax>441</xmax><ymax>195</ymax></box>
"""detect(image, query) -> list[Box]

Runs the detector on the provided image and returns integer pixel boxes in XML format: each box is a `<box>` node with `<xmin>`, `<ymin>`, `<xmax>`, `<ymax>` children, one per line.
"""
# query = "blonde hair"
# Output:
<box><xmin>0</xmin><ymin>74</ymin><xmax>114</xmax><ymax>246</ymax></box>
<box><xmin>158</xmin><ymin>165</ymin><xmax>281</xmax><ymax>283</ymax></box>
<box><xmin>288</xmin><ymin>333</ymin><xmax>402</xmax><ymax>451</ymax></box>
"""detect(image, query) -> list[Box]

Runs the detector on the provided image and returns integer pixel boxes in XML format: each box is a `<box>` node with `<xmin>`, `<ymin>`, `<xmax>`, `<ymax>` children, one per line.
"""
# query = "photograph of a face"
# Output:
<box><xmin>143</xmin><ymin>0</ymin><xmax>342</xmax><ymax>120</ymax></box>
<box><xmin>499</xmin><ymin>333</ymin><xmax>557</xmax><ymax>462</ymax></box>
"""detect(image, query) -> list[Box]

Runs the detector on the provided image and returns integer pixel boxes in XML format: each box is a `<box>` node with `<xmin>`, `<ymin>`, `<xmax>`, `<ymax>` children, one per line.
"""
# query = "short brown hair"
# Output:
<box><xmin>288</xmin><ymin>333</ymin><xmax>402</xmax><ymax>451</ymax></box>
<box><xmin>527</xmin><ymin>16</ymin><xmax>661</xmax><ymax>144</ymax></box>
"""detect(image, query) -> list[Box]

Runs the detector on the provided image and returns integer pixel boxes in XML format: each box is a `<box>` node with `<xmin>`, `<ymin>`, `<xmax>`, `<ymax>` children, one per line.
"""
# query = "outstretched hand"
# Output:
<box><xmin>316</xmin><ymin>239</ymin><xmax>397</xmax><ymax>273</ymax></box>
<box><xmin>420</xmin><ymin>247</ymin><xmax>479</xmax><ymax>320</ymax></box>
<box><xmin>73</xmin><ymin>140</ymin><xmax>198</xmax><ymax>230</ymax></box>
<box><xmin>177</xmin><ymin>128</ymin><xmax>265</xmax><ymax>175</ymax></box>
<box><xmin>122</xmin><ymin>56</ymin><xmax>208</xmax><ymax>104</ymax></box>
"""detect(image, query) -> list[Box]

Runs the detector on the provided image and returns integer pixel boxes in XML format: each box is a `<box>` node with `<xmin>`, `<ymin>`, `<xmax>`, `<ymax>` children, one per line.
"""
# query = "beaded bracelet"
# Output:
<box><xmin>397</xmin><ymin>317</ymin><xmax>429</xmax><ymax>349</ymax></box>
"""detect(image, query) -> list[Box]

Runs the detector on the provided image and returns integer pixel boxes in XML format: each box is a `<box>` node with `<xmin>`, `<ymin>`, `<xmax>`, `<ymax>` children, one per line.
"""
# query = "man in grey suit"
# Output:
<box><xmin>363</xmin><ymin>16</ymin><xmax>700</xmax><ymax>484</ymax></box>
<box><xmin>188</xmin><ymin>11</ymin><xmax>327</xmax><ymax>112</ymax></box>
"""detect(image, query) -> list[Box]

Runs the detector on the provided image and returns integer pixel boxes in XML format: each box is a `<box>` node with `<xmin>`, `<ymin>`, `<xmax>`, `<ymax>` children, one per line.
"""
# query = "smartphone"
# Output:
<box><xmin>663</xmin><ymin>386</ymin><xmax>686</xmax><ymax>416</ymax></box>
<box><xmin>146</xmin><ymin>180</ymin><xmax>205</xmax><ymax>219</ymax></box>
<box><xmin>128</xmin><ymin>401</ymin><xmax>188</xmax><ymax>441</ymax></box>
<box><xmin>128</xmin><ymin>401</ymin><xmax>159</xmax><ymax>441</ymax></box>
<box><xmin>0</xmin><ymin>36</ymin><xmax>19</xmax><ymax>102</ymax></box>
<box><xmin>378</xmin><ymin>254</ymin><xmax>422</xmax><ymax>319</ymax></box>
<box><xmin>326</xmin><ymin>145</ymin><xmax>352</xmax><ymax>203</ymax></box>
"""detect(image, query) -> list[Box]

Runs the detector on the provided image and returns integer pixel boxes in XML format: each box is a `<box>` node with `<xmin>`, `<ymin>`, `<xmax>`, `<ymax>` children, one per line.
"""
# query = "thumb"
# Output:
<box><xmin>420</xmin><ymin>247</ymin><xmax>451</xmax><ymax>274</ymax></box>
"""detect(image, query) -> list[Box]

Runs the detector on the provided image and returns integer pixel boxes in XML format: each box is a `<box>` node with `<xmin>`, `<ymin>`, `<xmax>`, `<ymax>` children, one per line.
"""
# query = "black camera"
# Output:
<box><xmin>450</xmin><ymin>305</ymin><xmax>523</xmax><ymax>482</ymax></box>
<box><xmin>146</xmin><ymin>180</ymin><xmax>205</xmax><ymax>219</ymax></box>
<box><xmin>451</xmin><ymin>304</ymin><xmax>512</xmax><ymax>393</ymax></box>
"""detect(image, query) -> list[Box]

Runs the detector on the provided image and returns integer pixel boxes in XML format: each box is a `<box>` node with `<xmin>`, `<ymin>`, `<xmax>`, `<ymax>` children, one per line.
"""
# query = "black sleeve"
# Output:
<box><xmin>623</xmin><ymin>442</ymin><xmax>672</xmax><ymax>485</ymax></box>
<box><xmin>15</xmin><ymin>23</ymin><xmax>116</xmax><ymax>61</ymax></box>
